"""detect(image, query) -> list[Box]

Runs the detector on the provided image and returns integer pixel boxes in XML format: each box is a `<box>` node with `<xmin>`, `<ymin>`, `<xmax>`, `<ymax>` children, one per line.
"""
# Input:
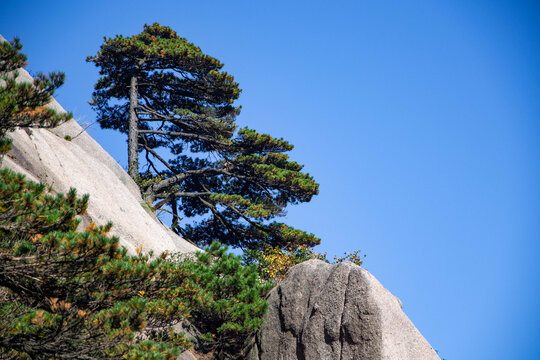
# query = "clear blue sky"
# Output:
<box><xmin>2</xmin><ymin>1</ymin><xmax>539</xmax><ymax>358</ymax></box>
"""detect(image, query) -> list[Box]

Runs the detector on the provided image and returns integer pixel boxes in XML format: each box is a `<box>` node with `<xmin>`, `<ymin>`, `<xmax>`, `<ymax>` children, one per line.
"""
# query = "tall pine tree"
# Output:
<box><xmin>88</xmin><ymin>24</ymin><xmax>320</xmax><ymax>250</ymax></box>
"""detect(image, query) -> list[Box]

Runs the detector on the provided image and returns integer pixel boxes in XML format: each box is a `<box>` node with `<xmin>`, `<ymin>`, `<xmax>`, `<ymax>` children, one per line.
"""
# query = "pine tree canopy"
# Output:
<box><xmin>88</xmin><ymin>24</ymin><xmax>320</xmax><ymax>250</ymax></box>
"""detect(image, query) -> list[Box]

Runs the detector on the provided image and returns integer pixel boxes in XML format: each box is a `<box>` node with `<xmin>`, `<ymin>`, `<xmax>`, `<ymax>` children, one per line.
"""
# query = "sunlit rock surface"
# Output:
<box><xmin>2</xmin><ymin>64</ymin><xmax>198</xmax><ymax>255</ymax></box>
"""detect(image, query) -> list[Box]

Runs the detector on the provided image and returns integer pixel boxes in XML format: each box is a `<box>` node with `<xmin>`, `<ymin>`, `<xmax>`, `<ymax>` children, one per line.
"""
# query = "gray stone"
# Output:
<box><xmin>255</xmin><ymin>260</ymin><xmax>440</xmax><ymax>360</ymax></box>
<box><xmin>177</xmin><ymin>351</ymin><xmax>197</xmax><ymax>360</ymax></box>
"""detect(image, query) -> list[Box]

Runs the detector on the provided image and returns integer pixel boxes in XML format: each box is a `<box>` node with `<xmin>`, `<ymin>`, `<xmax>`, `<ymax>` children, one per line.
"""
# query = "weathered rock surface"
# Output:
<box><xmin>250</xmin><ymin>260</ymin><xmax>440</xmax><ymax>360</ymax></box>
<box><xmin>178</xmin><ymin>351</ymin><xmax>197</xmax><ymax>360</ymax></box>
<box><xmin>1</xmin><ymin>64</ymin><xmax>198</xmax><ymax>255</ymax></box>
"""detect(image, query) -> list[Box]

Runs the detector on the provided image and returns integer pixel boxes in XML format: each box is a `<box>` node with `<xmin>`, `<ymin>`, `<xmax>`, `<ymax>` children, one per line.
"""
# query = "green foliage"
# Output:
<box><xmin>0</xmin><ymin>168</ymin><xmax>270</xmax><ymax>359</ymax></box>
<box><xmin>88</xmin><ymin>24</ymin><xmax>320</xmax><ymax>250</ymax></box>
<box><xmin>244</xmin><ymin>244</ymin><xmax>365</xmax><ymax>284</ymax></box>
<box><xmin>333</xmin><ymin>249</ymin><xmax>366</xmax><ymax>265</ymax></box>
<box><xmin>0</xmin><ymin>168</ymin><xmax>183</xmax><ymax>359</ymax></box>
<box><xmin>0</xmin><ymin>37</ymin><xmax>71</xmax><ymax>156</ymax></box>
<box><xmin>175</xmin><ymin>242</ymin><xmax>272</xmax><ymax>357</ymax></box>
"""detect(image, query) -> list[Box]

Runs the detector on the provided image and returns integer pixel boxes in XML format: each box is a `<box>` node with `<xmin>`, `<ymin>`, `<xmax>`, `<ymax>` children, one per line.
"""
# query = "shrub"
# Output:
<box><xmin>244</xmin><ymin>244</ymin><xmax>365</xmax><ymax>284</ymax></box>
<box><xmin>174</xmin><ymin>243</ymin><xmax>273</xmax><ymax>358</ymax></box>
<box><xmin>0</xmin><ymin>168</ymin><xmax>270</xmax><ymax>359</ymax></box>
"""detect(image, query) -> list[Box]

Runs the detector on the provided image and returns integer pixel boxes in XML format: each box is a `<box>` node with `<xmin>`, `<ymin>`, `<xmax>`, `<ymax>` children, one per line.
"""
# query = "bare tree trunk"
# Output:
<box><xmin>128</xmin><ymin>75</ymin><xmax>139</xmax><ymax>179</ymax></box>
<box><xmin>170</xmin><ymin>197</ymin><xmax>181</xmax><ymax>235</ymax></box>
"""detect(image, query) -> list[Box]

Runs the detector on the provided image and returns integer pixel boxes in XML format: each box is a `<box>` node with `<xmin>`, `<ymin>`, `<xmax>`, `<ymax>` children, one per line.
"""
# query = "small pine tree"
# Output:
<box><xmin>0</xmin><ymin>37</ymin><xmax>71</xmax><ymax>158</ymax></box>
<box><xmin>176</xmin><ymin>242</ymin><xmax>272</xmax><ymax>357</ymax></box>
<box><xmin>0</xmin><ymin>168</ymin><xmax>188</xmax><ymax>359</ymax></box>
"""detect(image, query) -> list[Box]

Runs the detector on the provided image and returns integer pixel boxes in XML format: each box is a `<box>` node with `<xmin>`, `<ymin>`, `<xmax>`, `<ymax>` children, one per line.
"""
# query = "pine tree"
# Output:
<box><xmin>0</xmin><ymin>168</ymin><xmax>188</xmax><ymax>359</ymax></box>
<box><xmin>0</xmin><ymin>168</ymin><xmax>270</xmax><ymax>359</ymax></box>
<box><xmin>178</xmin><ymin>242</ymin><xmax>272</xmax><ymax>357</ymax></box>
<box><xmin>88</xmin><ymin>23</ymin><xmax>320</xmax><ymax>250</ymax></box>
<box><xmin>0</xmin><ymin>37</ymin><xmax>71</xmax><ymax>157</ymax></box>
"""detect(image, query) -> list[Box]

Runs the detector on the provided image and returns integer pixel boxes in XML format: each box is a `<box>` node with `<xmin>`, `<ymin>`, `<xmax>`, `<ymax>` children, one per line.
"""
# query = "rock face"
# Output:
<box><xmin>1</xmin><ymin>64</ymin><xmax>198</xmax><ymax>255</ymax></box>
<box><xmin>250</xmin><ymin>260</ymin><xmax>440</xmax><ymax>360</ymax></box>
